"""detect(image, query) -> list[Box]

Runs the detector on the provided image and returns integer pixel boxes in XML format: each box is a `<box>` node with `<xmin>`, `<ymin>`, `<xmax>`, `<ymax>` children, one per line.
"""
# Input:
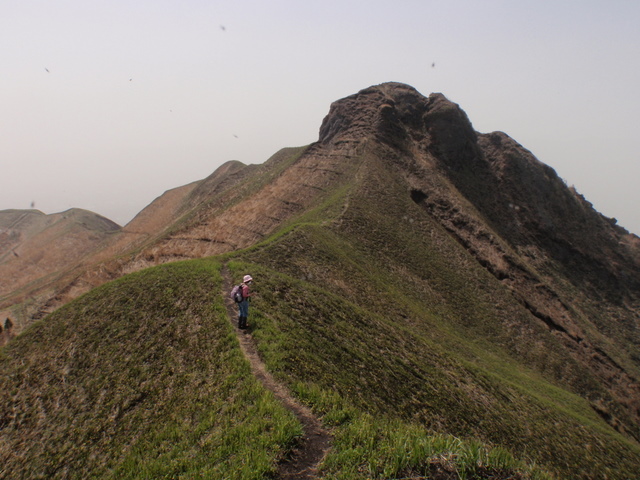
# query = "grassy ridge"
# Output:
<box><xmin>2</xmin><ymin>228</ymin><xmax>638</xmax><ymax>478</ymax></box>
<box><xmin>2</xmin><ymin>143</ymin><xmax>639</xmax><ymax>479</ymax></box>
<box><xmin>229</xmin><ymin>218</ymin><xmax>640</xmax><ymax>478</ymax></box>
<box><xmin>0</xmin><ymin>260</ymin><xmax>300</xmax><ymax>479</ymax></box>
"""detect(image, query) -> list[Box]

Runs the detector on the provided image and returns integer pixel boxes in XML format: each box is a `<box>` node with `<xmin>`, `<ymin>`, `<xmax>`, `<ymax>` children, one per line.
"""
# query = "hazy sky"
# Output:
<box><xmin>2</xmin><ymin>1</ymin><xmax>639</xmax><ymax>234</ymax></box>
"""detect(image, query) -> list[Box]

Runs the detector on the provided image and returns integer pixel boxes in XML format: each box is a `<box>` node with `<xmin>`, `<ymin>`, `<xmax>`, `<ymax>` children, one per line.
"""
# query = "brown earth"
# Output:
<box><xmin>0</xmin><ymin>209</ymin><xmax>120</xmax><ymax>299</ymax></box>
<box><xmin>0</xmin><ymin>140</ymin><xmax>359</xmax><ymax>338</ymax></box>
<box><xmin>0</xmin><ymin>161</ymin><xmax>250</xmax><ymax>337</ymax></box>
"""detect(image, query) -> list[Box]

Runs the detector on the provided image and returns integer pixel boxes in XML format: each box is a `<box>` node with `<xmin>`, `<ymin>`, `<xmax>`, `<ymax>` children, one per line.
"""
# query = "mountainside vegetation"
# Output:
<box><xmin>1</xmin><ymin>83</ymin><xmax>639</xmax><ymax>478</ymax></box>
<box><xmin>0</xmin><ymin>261</ymin><xmax>300</xmax><ymax>479</ymax></box>
<box><xmin>222</xmin><ymin>139</ymin><xmax>640</xmax><ymax>478</ymax></box>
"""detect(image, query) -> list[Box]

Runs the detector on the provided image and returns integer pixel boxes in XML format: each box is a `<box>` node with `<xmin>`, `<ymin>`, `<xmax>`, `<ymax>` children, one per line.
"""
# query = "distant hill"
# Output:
<box><xmin>0</xmin><ymin>209</ymin><xmax>120</xmax><ymax>295</ymax></box>
<box><xmin>0</xmin><ymin>209</ymin><xmax>121</xmax><ymax>342</ymax></box>
<box><xmin>1</xmin><ymin>83</ymin><xmax>639</xmax><ymax>478</ymax></box>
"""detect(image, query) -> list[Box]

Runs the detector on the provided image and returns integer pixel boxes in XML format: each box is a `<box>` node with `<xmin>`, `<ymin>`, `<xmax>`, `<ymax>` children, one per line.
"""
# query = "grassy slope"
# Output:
<box><xmin>0</xmin><ymin>261</ymin><xmax>300</xmax><ymax>480</ymax></box>
<box><xmin>227</xmin><ymin>151</ymin><xmax>640</xmax><ymax>478</ymax></box>
<box><xmin>2</xmin><ymin>145</ymin><xmax>639</xmax><ymax>479</ymax></box>
<box><xmin>229</xmin><ymin>230</ymin><xmax>640</xmax><ymax>479</ymax></box>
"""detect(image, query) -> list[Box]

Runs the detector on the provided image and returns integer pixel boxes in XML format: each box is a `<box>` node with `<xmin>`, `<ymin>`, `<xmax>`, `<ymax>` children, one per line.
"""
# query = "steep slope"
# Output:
<box><xmin>310</xmin><ymin>83</ymin><xmax>640</xmax><ymax>435</ymax></box>
<box><xmin>0</xmin><ymin>159</ymin><xmax>253</xmax><ymax>336</ymax></box>
<box><xmin>2</xmin><ymin>82</ymin><xmax>639</xmax><ymax>478</ymax></box>
<box><xmin>225</xmin><ymin>83</ymin><xmax>640</xmax><ymax>476</ymax></box>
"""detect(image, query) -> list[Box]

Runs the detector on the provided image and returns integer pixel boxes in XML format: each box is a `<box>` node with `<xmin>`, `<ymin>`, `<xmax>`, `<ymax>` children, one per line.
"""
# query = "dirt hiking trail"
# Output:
<box><xmin>222</xmin><ymin>266</ymin><xmax>332</xmax><ymax>479</ymax></box>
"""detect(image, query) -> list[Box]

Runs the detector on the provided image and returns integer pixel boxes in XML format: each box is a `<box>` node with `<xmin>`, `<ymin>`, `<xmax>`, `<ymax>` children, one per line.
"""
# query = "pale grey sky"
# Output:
<box><xmin>2</xmin><ymin>0</ymin><xmax>639</xmax><ymax>234</ymax></box>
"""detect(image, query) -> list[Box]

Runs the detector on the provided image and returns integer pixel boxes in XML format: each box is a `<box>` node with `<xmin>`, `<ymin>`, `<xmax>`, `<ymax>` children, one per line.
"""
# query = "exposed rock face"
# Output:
<box><xmin>319</xmin><ymin>83</ymin><xmax>639</xmax><ymax>305</ymax></box>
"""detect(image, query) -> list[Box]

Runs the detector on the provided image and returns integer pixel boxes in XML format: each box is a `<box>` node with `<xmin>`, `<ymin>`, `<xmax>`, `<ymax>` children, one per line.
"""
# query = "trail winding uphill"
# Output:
<box><xmin>222</xmin><ymin>266</ymin><xmax>332</xmax><ymax>479</ymax></box>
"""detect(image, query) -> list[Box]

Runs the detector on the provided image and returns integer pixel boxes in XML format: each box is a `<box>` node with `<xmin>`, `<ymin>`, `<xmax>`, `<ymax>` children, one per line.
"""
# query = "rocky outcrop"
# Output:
<box><xmin>317</xmin><ymin>82</ymin><xmax>640</xmax><ymax>437</ymax></box>
<box><xmin>318</xmin><ymin>82</ymin><xmax>639</xmax><ymax>305</ymax></box>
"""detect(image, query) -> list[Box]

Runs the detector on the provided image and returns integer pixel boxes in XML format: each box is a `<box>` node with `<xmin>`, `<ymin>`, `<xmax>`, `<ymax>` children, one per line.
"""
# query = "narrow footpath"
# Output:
<box><xmin>222</xmin><ymin>266</ymin><xmax>332</xmax><ymax>479</ymax></box>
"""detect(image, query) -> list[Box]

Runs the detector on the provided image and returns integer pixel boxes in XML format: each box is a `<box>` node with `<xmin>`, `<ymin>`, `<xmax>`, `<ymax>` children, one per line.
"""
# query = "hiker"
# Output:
<box><xmin>237</xmin><ymin>274</ymin><xmax>253</xmax><ymax>329</ymax></box>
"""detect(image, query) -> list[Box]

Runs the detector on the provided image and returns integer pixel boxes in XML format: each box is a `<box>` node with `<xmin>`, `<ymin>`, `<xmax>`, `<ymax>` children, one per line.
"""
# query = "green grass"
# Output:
<box><xmin>3</xmin><ymin>225</ymin><xmax>639</xmax><ymax>479</ymax></box>
<box><xmin>228</xmin><ymin>214</ymin><xmax>640</xmax><ymax>479</ymax></box>
<box><xmin>290</xmin><ymin>383</ymin><xmax>551</xmax><ymax>480</ymax></box>
<box><xmin>0</xmin><ymin>260</ymin><xmax>301</xmax><ymax>479</ymax></box>
<box><xmin>3</xmin><ymin>141</ymin><xmax>640</xmax><ymax>479</ymax></box>
<box><xmin>322</xmin><ymin>414</ymin><xmax>552</xmax><ymax>480</ymax></box>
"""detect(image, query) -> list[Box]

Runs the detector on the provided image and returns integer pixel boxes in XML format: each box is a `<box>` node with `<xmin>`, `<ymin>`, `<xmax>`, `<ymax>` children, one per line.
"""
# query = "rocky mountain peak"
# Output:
<box><xmin>317</xmin><ymin>82</ymin><xmax>475</xmax><ymax>152</ymax></box>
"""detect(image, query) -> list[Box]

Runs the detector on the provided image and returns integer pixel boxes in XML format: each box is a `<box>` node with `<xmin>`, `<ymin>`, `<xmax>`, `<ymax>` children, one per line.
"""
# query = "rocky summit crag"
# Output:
<box><xmin>1</xmin><ymin>83</ymin><xmax>639</xmax><ymax>479</ymax></box>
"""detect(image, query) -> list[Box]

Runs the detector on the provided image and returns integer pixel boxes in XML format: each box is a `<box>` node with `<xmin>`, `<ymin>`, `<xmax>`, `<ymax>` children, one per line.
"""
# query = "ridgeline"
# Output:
<box><xmin>1</xmin><ymin>83</ymin><xmax>639</xmax><ymax>479</ymax></box>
